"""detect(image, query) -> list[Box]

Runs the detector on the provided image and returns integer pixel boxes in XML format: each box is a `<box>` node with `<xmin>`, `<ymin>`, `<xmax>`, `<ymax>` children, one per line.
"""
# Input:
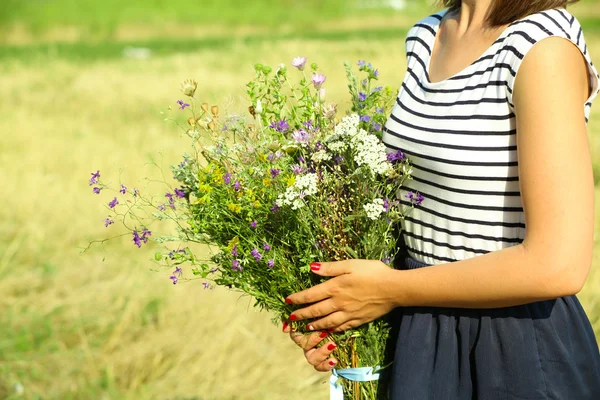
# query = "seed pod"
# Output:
<box><xmin>211</xmin><ymin>105</ymin><xmax>219</xmax><ymax>116</ymax></box>
<box><xmin>208</xmin><ymin>121</ymin><xmax>216</xmax><ymax>131</ymax></box>
<box><xmin>187</xmin><ymin>117</ymin><xmax>196</xmax><ymax>126</ymax></box>
<box><xmin>201</xmin><ymin>103</ymin><xmax>209</xmax><ymax>112</ymax></box>
<box><xmin>248</xmin><ymin>105</ymin><xmax>256</xmax><ymax>118</ymax></box>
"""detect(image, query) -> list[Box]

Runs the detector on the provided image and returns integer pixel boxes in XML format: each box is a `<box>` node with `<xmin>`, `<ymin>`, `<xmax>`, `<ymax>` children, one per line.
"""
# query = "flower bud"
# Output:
<box><xmin>323</xmin><ymin>103</ymin><xmax>337</xmax><ymax>120</ymax></box>
<box><xmin>255</xmin><ymin>99</ymin><xmax>263</xmax><ymax>115</ymax></box>
<box><xmin>211</xmin><ymin>105</ymin><xmax>219</xmax><ymax>116</ymax></box>
<box><xmin>318</xmin><ymin>88</ymin><xmax>326</xmax><ymax>103</ymax></box>
<box><xmin>201</xmin><ymin>103</ymin><xmax>209</xmax><ymax>112</ymax></box>
<box><xmin>208</xmin><ymin>121</ymin><xmax>216</xmax><ymax>131</ymax></box>
<box><xmin>180</xmin><ymin>79</ymin><xmax>198</xmax><ymax>97</ymax></box>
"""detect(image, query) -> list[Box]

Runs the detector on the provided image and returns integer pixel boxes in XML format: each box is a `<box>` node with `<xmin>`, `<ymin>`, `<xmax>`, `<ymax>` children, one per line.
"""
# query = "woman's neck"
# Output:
<box><xmin>457</xmin><ymin>0</ymin><xmax>496</xmax><ymax>31</ymax></box>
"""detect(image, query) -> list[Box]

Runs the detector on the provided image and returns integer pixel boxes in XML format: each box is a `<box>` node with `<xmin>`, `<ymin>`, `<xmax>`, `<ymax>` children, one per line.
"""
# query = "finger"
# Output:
<box><xmin>286</xmin><ymin>280</ymin><xmax>333</xmax><ymax>305</ymax></box>
<box><xmin>309</xmin><ymin>260</ymin><xmax>353</xmax><ymax>277</ymax></box>
<box><xmin>304</xmin><ymin>312</ymin><xmax>348</xmax><ymax>332</ymax></box>
<box><xmin>328</xmin><ymin>319</ymin><xmax>363</xmax><ymax>333</ymax></box>
<box><xmin>314</xmin><ymin>357</ymin><xmax>338</xmax><ymax>372</ymax></box>
<box><xmin>290</xmin><ymin>330</ymin><xmax>329</xmax><ymax>350</ymax></box>
<box><xmin>289</xmin><ymin>299</ymin><xmax>337</xmax><ymax>321</ymax></box>
<box><xmin>304</xmin><ymin>341</ymin><xmax>337</xmax><ymax>366</ymax></box>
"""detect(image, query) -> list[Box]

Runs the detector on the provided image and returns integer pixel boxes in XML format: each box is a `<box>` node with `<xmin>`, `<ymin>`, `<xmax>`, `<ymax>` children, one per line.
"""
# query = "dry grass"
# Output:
<box><xmin>1</xmin><ymin>32</ymin><xmax>600</xmax><ymax>400</ymax></box>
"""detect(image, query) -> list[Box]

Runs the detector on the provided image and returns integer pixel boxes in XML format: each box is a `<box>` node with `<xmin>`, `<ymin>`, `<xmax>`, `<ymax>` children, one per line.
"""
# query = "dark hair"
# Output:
<box><xmin>436</xmin><ymin>0</ymin><xmax>580</xmax><ymax>26</ymax></box>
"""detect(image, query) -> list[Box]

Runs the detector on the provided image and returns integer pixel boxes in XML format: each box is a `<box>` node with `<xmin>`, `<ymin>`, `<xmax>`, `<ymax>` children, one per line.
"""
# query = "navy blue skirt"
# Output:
<box><xmin>380</xmin><ymin>256</ymin><xmax>600</xmax><ymax>400</ymax></box>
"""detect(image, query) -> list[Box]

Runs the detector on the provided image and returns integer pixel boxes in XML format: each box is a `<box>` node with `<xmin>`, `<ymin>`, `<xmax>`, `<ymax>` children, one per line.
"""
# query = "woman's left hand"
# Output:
<box><xmin>285</xmin><ymin>260</ymin><xmax>399</xmax><ymax>332</ymax></box>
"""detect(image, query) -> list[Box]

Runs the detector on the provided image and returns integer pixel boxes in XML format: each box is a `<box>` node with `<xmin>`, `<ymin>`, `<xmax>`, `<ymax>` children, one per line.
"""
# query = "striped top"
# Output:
<box><xmin>382</xmin><ymin>7</ymin><xmax>600</xmax><ymax>265</ymax></box>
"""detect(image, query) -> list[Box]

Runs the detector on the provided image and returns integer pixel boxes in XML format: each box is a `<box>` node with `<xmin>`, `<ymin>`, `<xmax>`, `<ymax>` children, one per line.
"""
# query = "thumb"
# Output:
<box><xmin>310</xmin><ymin>260</ymin><xmax>352</xmax><ymax>277</ymax></box>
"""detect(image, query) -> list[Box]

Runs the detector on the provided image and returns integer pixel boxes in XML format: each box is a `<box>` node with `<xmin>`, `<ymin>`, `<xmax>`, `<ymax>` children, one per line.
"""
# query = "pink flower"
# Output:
<box><xmin>311</xmin><ymin>73</ymin><xmax>326</xmax><ymax>89</ymax></box>
<box><xmin>291</xmin><ymin>56</ymin><xmax>307</xmax><ymax>71</ymax></box>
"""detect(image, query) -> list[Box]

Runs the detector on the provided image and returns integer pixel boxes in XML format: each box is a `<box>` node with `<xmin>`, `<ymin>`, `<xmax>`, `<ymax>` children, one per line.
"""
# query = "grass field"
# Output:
<box><xmin>1</xmin><ymin>1</ymin><xmax>600</xmax><ymax>399</ymax></box>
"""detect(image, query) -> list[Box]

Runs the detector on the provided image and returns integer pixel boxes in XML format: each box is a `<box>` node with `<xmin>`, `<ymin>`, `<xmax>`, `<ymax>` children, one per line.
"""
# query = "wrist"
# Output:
<box><xmin>383</xmin><ymin>267</ymin><xmax>406</xmax><ymax>308</ymax></box>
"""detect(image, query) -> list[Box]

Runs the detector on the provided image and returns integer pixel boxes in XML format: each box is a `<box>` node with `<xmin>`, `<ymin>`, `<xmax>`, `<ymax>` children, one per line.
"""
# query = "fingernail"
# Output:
<box><xmin>319</xmin><ymin>331</ymin><xmax>328</xmax><ymax>339</ymax></box>
<box><xmin>310</xmin><ymin>262</ymin><xmax>321</xmax><ymax>271</ymax></box>
<box><xmin>289</xmin><ymin>314</ymin><xmax>297</xmax><ymax>321</ymax></box>
<box><xmin>285</xmin><ymin>298</ymin><xmax>293</xmax><ymax>304</ymax></box>
<box><xmin>327</xmin><ymin>343</ymin><xmax>336</xmax><ymax>351</ymax></box>
<box><xmin>306</xmin><ymin>324</ymin><xmax>314</xmax><ymax>331</ymax></box>
<box><xmin>329</xmin><ymin>360</ymin><xmax>336</xmax><ymax>366</ymax></box>
<box><xmin>282</xmin><ymin>321</ymin><xmax>289</xmax><ymax>332</ymax></box>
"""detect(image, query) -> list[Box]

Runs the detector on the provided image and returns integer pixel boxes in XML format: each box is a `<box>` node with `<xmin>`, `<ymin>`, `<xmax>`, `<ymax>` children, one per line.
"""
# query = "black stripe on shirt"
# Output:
<box><xmin>386</xmin><ymin>113</ymin><xmax>517</xmax><ymax>136</ymax></box>
<box><xmin>406</xmin><ymin>36</ymin><xmax>432</xmax><ymax>55</ymax></box>
<box><xmin>449</xmin><ymin>63</ymin><xmax>517</xmax><ymax>81</ymax></box>
<box><xmin>413</xmin><ymin>23</ymin><xmax>435</xmax><ymax>36</ymax></box>
<box><xmin>406</xmin><ymin>69</ymin><xmax>511</xmax><ymax>94</ymax></box>
<box><xmin>403</xmin><ymin>231</ymin><xmax>491</xmax><ymax>255</ymax></box>
<box><xmin>409</xmin><ymin>175</ymin><xmax>521</xmax><ymax>196</ymax></box>
<box><xmin>410</xmin><ymin>162</ymin><xmax>520</xmax><ymax>182</ymax></box>
<box><xmin>400</xmin><ymin>200</ymin><xmax>527</xmax><ymax>228</ymax></box>
<box><xmin>403</xmin><ymin>216</ymin><xmax>525</xmax><ymax>243</ymax></box>
<box><xmin>401</xmin><ymin>186</ymin><xmax>524</xmax><ymax>212</ymax></box>
<box><xmin>540</xmin><ymin>11</ymin><xmax>571</xmax><ymax>39</ymax></box>
<box><xmin>394</xmin><ymin>146</ymin><xmax>518</xmax><ymax>167</ymax></box>
<box><xmin>405</xmin><ymin>246</ymin><xmax>458</xmax><ymax>263</ymax></box>
<box><xmin>511</xmin><ymin>19</ymin><xmax>554</xmax><ymax>36</ymax></box>
<box><xmin>401</xmin><ymin>83</ymin><xmax>508</xmax><ymax>106</ymax></box>
<box><xmin>395</xmin><ymin>96</ymin><xmax>515</xmax><ymax>121</ymax></box>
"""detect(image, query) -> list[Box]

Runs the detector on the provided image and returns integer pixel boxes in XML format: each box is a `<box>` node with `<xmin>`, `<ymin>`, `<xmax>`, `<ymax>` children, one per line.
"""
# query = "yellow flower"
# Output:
<box><xmin>227</xmin><ymin>237</ymin><xmax>240</xmax><ymax>252</ymax></box>
<box><xmin>196</xmin><ymin>194</ymin><xmax>211</xmax><ymax>205</ymax></box>
<box><xmin>253</xmin><ymin>200</ymin><xmax>261</xmax><ymax>208</ymax></box>
<box><xmin>263</xmin><ymin>178</ymin><xmax>271</xmax><ymax>187</ymax></box>
<box><xmin>198</xmin><ymin>184</ymin><xmax>212</xmax><ymax>193</ymax></box>
<box><xmin>258</xmin><ymin>153</ymin><xmax>268</xmax><ymax>163</ymax></box>
<box><xmin>286</xmin><ymin>175</ymin><xmax>296</xmax><ymax>187</ymax></box>
<box><xmin>227</xmin><ymin>203</ymin><xmax>241</xmax><ymax>213</ymax></box>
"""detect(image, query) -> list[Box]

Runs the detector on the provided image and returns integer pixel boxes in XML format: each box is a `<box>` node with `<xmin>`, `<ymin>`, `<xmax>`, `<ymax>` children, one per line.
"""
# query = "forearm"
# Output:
<box><xmin>388</xmin><ymin>243</ymin><xmax>590</xmax><ymax>309</ymax></box>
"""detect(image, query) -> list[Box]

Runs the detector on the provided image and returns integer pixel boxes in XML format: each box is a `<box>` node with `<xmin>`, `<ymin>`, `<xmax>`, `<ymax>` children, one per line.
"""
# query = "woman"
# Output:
<box><xmin>282</xmin><ymin>0</ymin><xmax>600</xmax><ymax>398</ymax></box>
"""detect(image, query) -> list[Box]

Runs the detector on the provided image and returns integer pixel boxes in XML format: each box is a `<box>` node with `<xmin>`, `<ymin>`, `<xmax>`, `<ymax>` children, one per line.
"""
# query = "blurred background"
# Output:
<box><xmin>1</xmin><ymin>0</ymin><xmax>599</xmax><ymax>399</ymax></box>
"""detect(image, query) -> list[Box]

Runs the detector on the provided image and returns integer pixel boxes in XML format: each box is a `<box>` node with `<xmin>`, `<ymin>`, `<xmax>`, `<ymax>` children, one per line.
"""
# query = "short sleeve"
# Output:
<box><xmin>504</xmin><ymin>8</ymin><xmax>600</xmax><ymax>122</ymax></box>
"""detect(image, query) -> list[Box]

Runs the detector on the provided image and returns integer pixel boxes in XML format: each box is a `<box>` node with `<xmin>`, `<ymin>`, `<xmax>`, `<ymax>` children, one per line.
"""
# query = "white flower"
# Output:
<box><xmin>334</xmin><ymin>114</ymin><xmax>360</xmax><ymax>138</ymax></box>
<box><xmin>327</xmin><ymin>141</ymin><xmax>346</xmax><ymax>152</ymax></box>
<box><xmin>255</xmin><ymin>99</ymin><xmax>263</xmax><ymax>114</ymax></box>
<box><xmin>363</xmin><ymin>198</ymin><xmax>386</xmax><ymax>220</ymax></box>
<box><xmin>276</xmin><ymin>173</ymin><xmax>318</xmax><ymax>209</ymax></box>
<box><xmin>311</xmin><ymin>150</ymin><xmax>332</xmax><ymax>162</ymax></box>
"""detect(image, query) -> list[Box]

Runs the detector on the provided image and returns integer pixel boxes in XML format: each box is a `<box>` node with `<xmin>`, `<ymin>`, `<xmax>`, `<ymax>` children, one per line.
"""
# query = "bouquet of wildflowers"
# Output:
<box><xmin>88</xmin><ymin>58</ymin><xmax>421</xmax><ymax>399</ymax></box>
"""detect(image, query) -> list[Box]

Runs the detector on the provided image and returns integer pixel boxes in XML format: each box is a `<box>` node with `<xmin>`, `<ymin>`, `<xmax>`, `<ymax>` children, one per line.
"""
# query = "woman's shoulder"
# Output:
<box><xmin>405</xmin><ymin>8</ymin><xmax>449</xmax><ymax>41</ymax></box>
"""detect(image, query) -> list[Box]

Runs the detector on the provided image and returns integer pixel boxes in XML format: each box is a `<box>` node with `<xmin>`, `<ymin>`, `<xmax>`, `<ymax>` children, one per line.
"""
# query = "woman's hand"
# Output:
<box><xmin>285</xmin><ymin>259</ymin><xmax>398</xmax><ymax>332</ymax></box>
<box><xmin>282</xmin><ymin>322</ymin><xmax>338</xmax><ymax>372</ymax></box>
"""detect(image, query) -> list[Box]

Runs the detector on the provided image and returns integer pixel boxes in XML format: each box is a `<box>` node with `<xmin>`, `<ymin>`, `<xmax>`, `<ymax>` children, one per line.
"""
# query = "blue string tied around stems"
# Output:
<box><xmin>329</xmin><ymin>366</ymin><xmax>381</xmax><ymax>400</ymax></box>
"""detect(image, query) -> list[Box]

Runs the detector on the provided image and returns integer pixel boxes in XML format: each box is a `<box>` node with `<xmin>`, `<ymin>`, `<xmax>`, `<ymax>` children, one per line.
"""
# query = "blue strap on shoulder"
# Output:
<box><xmin>329</xmin><ymin>366</ymin><xmax>380</xmax><ymax>400</ymax></box>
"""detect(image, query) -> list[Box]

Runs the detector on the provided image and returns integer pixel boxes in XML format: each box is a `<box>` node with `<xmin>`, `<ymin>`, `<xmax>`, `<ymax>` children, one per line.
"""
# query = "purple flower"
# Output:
<box><xmin>360</xmin><ymin>114</ymin><xmax>371</xmax><ymax>123</ymax></box>
<box><xmin>174</xmin><ymin>188</ymin><xmax>185</xmax><ymax>198</ymax></box>
<box><xmin>267</xmin><ymin>259</ymin><xmax>275</xmax><ymax>269</ymax></box>
<box><xmin>92</xmin><ymin>187</ymin><xmax>101</xmax><ymax>194</ymax></box>
<box><xmin>270</xmin><ymin>168</ymin><xmax>281</xmax><ymax>179</ymax></box>
<box><xmin>104</xmin><ymin>218</ymin><xmax>114</xmax><ymax>227</ymax></box>
<box><xmin>232</xmin><ymin>259</ymin><xmax>242</xmax><ymax>271</ymax></box>
<box><xmin>158</xmin><ymin>204</ymin><xmax>166</xmax><ymax>211</ymax></box>
<box><xmin>209</xmin><ymin>267</ymin><xmax>218</xmax><ymax>274</ymax></box>
<box><xmin>89</xmin><ymin>170</ymin><xmax>100</xmax><ymax>186</ymax></box>
<box><xmin>133</xmin><ymin>230</ymin><xmax>142</xmax><ymax>248</ymax></box>
<box><xmin>232</xmin><ymin>244</ymin><xmax>239</xmax><ymax>257</ymax></box>
<box><xmin>373</xmin><ymin>123</ymin><xmax>382</xmax><ymax>131</ymax></box>
<box><xmin>119</xmin><ymin>184</ymin><xmax>127</xmax><ymax>194</ymax></box>
<box><xmin>108</xmin><ymin>197</ymin><xmax>118</xmax><ymax>208</ymax></box>
<box><xmin>267</xmin><ymin>153</ymin><xmax>275</xmax><ymax>162</ymax></box>
<box><xmin>203</xmin><ymin>282</ymin><xmax>211</xmax><ymax>289</ymax></box>
<box><xmin>141</xmin><ymin>227</ymin><xmax>152</xmax><ymax>243</ymax></box>
<box><xmin>298</xmin><ymin>191</ymin><xmax>306</xmax><ymax>199</ymax></box>
<box><xmin>298</xmin><ymin>156</ymin><xmax>305</xmax><ymax>164</ymax></box>
<box><xmin>373</xmin><ymin>69</ymin><xmax>380</xmax><ymax>78</ymax></box>
<box><xmin>223</xmin><ymin>172</ymin><xmax>232</xmax><ymax>184</ymax></box>
<box><xmin>387</xmin><ymin>150</ymin><xmax>405</xmax><ymax>163</ymax></box>
<box><xmin>357</xmin><ymin>60</ymin><xmax>367</xmax><ymax>67</ymax></box>
<box><xmin>133</xmin><ymin>188</ymin><xmax>139</xmax><ymax>197</ymax></box>
<box><xmin>311</xmin><ymin>73</ymin><xmax>326</xmax><ymax>89</ymax></box>
<box><xmin>376</xmin><ymin>107</ymin><xmax>385</xmax><ymax>114</ymax></box>
<box><xmin>275</xmin><ymin>151</ymin><xmax>284</xmax><ymax>159</ymax></box>
<box><xmin>170</xmin><ymin>275</ymin><xmax>178</xmax><ymax>285</ymax></box>
<box><xmin>291</xmin><ymin>56</ymin><xmax>307</xmax><ymax>70</ymax></box>
<box><xmin>302</xmin><ymin>120</ymin><xmax>315</xmax><ymax>131</ymax></box>
<box><xmin>372</xmin><ymin>86</ymin><xmax>383</xmax><ymax>93</ymax></box>
<box><xmin>234</xmin><ymin>180</ymin><xmax>241</xmax><ymax>191</ymax></box>
<box><xmin>291</xmin><ymin>164</ymin><xmax>303</xmax><ymax>174</ymax></box>
<box><xmin>382</xmin><ymin>256</ymin><xmax>392</xmax><ymax>265</ymax></box>
<box><xmin>177</xmin><ymin>100</ymin><xmax>190</xmax><ymax>110</ymax></box>
<box><xmin>291</xmin><ymin>129</ymin><xmax>312</xmax><ymax>144</ymax></box>
<box><xmin>268</xmin><ymin>119</ymin><xmax>290</xmax><ymax>133</ymax></box>
<box><xmin>383</xmin><ymin>198</ymin><xmax>390</xmax><ymax>212</ymax></box>
<box><xmin>405</xmin><ymin>191</ymin><xmax>424</xmax><ymax>206</ymax></box>
<box><xmin>251</xmin><ymin>248</ymin><xmax>262</xmax><ymax>262</ymax></box>
<box><xmin>165</xmin><ymin>192</ymin><xmax>176</xmax><ymax>209</ymax></box>
<box><xmin>263</xmin><ymin>242</ymin><xmax>271</xmax><ymax>251</ymax></box>
<box><xmin>270</xmin><ymin>204</ymin><xmax>280</xmax><ymax>213</ymax></box>
<box><xmin>250</xmin><ymin>221</ymin><xmax>258</xmax><ymax>228</ymax></box>
<box><xmin>178</xmin><ymin>160</ymin><xmax>188</xmax><ymax>168</ymax></box>
<box><xmin>333</xmin><ymin>155</ymin><xmax>343</xmax><ymax>165</ymax></box>
<box><xmin>173</xmin><ymin>266</ymin><xmax>183</xmax><ymax>278</ymax></box>
<box><xmin>358</xmin><ymin>92</ymin><xmax>367</xmax><ymax>102</ymax></box>
<box><xmin>168</xmin><ymin>249</ymin><xmax>186</xmax><ymax>259</ymax></box>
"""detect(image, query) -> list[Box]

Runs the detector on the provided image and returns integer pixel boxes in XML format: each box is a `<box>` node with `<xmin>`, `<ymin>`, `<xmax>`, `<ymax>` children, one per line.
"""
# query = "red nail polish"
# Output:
<box><xmin>285</xmin><ymin>298</ymin><xmax>293</xmax><ymax>304</ymax></box>
<box><xmin>282</xmin><ymin>321</ymin><xmax>289</xmax><ymax>332</ymax></box>
<box><xmin>327</xmin><ymin>343</ymin><xmax>336</xmax><ymax>351</ymax></box>
<box><xmin>306</xmin><ymin>324</ymin><xmax>314</xmax><ymax>331</ymax></box>
<box><xmin>319</xmin><ymin>331</ymin><xmax>328</xmax><ymax>339</ymax></box>
<box><xmin>289</xmin><ymin>314</ymin><xmax>297</xmax><ymax>321</ymax></box>
<box><xmin>329</xmin><ymin>360</ymin><xmax>336</xmax><ymax>366</ymax></box>
<box><xmin>310</xmin><ymin>262</ymin><xmax>321</xmax><ymax>271</ymax></box>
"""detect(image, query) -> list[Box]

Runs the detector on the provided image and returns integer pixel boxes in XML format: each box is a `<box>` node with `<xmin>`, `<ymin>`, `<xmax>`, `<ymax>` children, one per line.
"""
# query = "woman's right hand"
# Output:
<box><xmin>283</xmin><ymin>321</ymin><xmax>338</xmax><ymax>372</ymax></box>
